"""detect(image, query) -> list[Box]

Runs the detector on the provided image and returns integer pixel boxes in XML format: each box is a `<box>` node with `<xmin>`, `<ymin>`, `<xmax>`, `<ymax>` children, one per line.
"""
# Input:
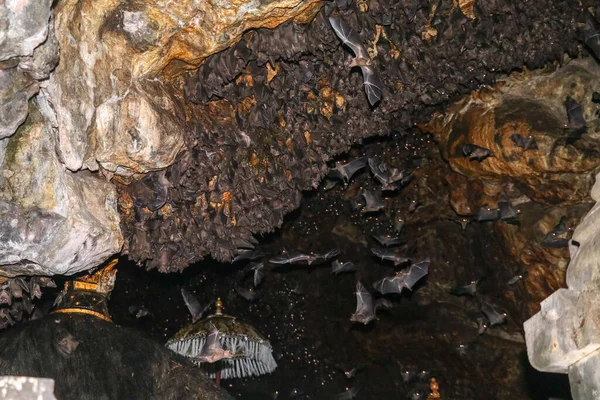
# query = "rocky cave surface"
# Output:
<box><xmin>2</xmin><ymin>0</ymin><xmax>600</xmax><ymax>399</ymax></box>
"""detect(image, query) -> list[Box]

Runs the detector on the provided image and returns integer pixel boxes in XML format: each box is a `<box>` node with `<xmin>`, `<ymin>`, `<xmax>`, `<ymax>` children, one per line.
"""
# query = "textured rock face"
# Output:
<box><xmin>0</xmin><ymin>101</ymin><xmax>123</xmax><ymax>277</ymax></box>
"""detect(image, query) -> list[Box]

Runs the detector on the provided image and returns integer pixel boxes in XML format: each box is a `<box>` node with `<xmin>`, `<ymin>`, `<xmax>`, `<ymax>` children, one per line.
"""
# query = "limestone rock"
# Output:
<box><xmin>0</xmin><ymin>0</ymin><xmax>52</xmax><ymax>61</ymax></box>
<box><xmin>0</xmin><ymin>99</ymin><xmax>122</xmax><ymax>277</ymax></box>
<box><xmin>569</xmin><ymin>349</ymin><xmax>600</xmax><ymax>399</ymax></box>
<box><xmin>0</xmin><ymin>376</ymin><xmax>56</xmax><ymax>400</ymax></box>
<box><xmin>44</xmin><ymin>0</ymin><xmax>321</xmax><ymax>174</ymax></box>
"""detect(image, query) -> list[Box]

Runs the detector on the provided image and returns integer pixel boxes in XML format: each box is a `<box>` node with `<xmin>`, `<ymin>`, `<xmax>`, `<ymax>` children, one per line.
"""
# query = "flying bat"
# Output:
<box><xmin>235</xmin><ymin>285</ymin><xmax>261</xmax><ymax>302</ymax></box>
<box><xmin>332</xmin><ymin>260</ymin><xmax>356</xmax><ymax>275</ymax></box>
<box><xmin>370</xmin><ymin>247</ymin><xmax>411</xmax><ymax>266</ymax></box>
<box><xmin>476</xmin><ymin>317</ymin><xmax>489</xmax><ymax>335</ymax></box>
<box><xmin>480</xmin><ymin>301</ymin><xmax>507</xmax><ymax>326</ymax></box>
<box><xmin>128</xmin><ymin>305</ymin><xmax>151</xmax><ymax>319</ymax></box>
<box><xmin>350</xmin><ymin>281</ymin><xmax>376</xmax><ymax>325</ymax></box>
<box><xmin>583</xmin><ymin>12</ymin><xmax>600</xmax><ymax>60</ymax></box>
<box><xmin>474</xmin><ymin>205</ymin><xmax>501</xmax><ymax>222</ymax></box>
<box><xmin>232</xmin><ymin>249</ymin><xmax>264</xmax><ymax>262</ymax></box>
<box><xmin>316</xmin><ymin>249</ymin><xmax>341</xmax><ymax>262</ymax></box>
<box><xmin>541</xmin><ymin>216</ymin><xmax>571</xmax><ymax>248</ymax></box>
<box><xmin>498</xmin><ymin>192</ymin><xmax>518</xmax><ymax>220</ymax></box>
<box><xmin>510</xmin><ymin>133</ymin><xmax>538</xmax><ymax>151</ymax></box>
<box><xmin>372</xmin><ymin>258</ymin><xmax>430</xmax><ymax>295</ymax></box>
<box><xmin>360</xmin><ymin>189</ymin><xmax>385</xmax><ymax>213</ymax></box>
<box><xmin>367</xmin><ymin>158</ymin><xmax>407</xmax><ymax>190</ymax></box>
<box><xmin>371</xmin><ymin>233</ymin><xmax>404</xmax><ymax>247</ymax></box>
<box><xmin>321</xmin><ymin>178</ymin><xmax>339</xmax><ymax>191</ymax></box>
<box><xmin>417</xmin><ymin>369</ymin><xmax>431</xmax><ymax>381</ymax></box>
<box><xmin>181</xmin><ymin>288</ymin><xmax>212</xmax><ymax>322</ymax></box>
<box><xmin>329</xmin><ymin>17</ymin><xmax>383</xmax><ymax>105</ymax></box>
<box><xmin>269</xmin><ymin>252</ymin><xmax>315</xmax><ymax>265</ymax></box>
<box><xmin>565</xmin><ymin>96</ymin><xmax>587</xmax><ymax>143</ymax></box>
<box><xmin>328</xmin><ymin>157</ymin><xmax>368</xmax><ymax>184</ymax></box>
<box><xmin>394</xmin><ymin>214</ymin><xmax>405</xmax><ymax>233</ymax></box>
<box><xmin>334</xmin><ymin>364</ymin><xmax>366</xmax><ymax>379</ymax></box>
<box><xmin>334</xmin><ymin>385</ymin><xmax>363</xmax><ymax>400</ymax></box>
<box><xmin>506</xmin><ymin>271</ymin><xmax>527</xmax><ymax>285</ymax></box>
<box><xmin>408</xmin><ymin>198</ymin><xmax>420</xmax><ymax>213</ymax></box>
<box><xmin>197</xmin><ymin>324</ymin><xmax>234</xmax><ymax>363</ymax></box>
<box><xmin>449</xmin><ymin>279</ymin><xmax>479</xmax><ymax>297</ymax></box>
<box><xmin>462</xmin><ymin>144</ymin><xmax>493</xmax><ymax>161</ymax></box>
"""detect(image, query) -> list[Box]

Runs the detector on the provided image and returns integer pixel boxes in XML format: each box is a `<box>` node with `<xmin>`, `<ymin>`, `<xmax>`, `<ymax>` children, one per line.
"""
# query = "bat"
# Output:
<box><xmin>480</xmin><ymin>301</ymin><xmax>507</xmax><ymax>326</ymax></box>
<box><xmin>542</xmin><ymin>216</ymin><xmax>571</xmax><ymax>248</ymax></box>
<box><xmin>334</xmin><ymin>364</ymin><xmax>366</xmax><ymax>379</ymax></box>
<box><xmin>181</xmin><ymin>288</ymin><xmax>212</xmax><ymax>322</ymax></box>
<box><xmin>368</xmin><ymin>157</ymin><xmax>390</xmax><ymax>185</ymax></box>
<box><xmin>417</xmin><ymin>369</ymin><xmax>431</xmax><ymax>381</ymax></box>
<box><xmin>232</xmin><ymin>249</ymin><xmax>264</xmax><ymax>262</ymax></box>
<box><xmin>449</xmin><ymin>279</ymin><xmax>479</xmax><ymax>297</ymax></box>
<box><xmin>474</xmin><ymin>205</ymin><xmax>501</xmax><ymax>222</ymax></box>
<box><xmin>316</xmin><ymin>249</ymin><xmax>341</xmax><ymax>262</ymax></box>
<box><xmin>401</xmin><ymin>367</ymin><xmax>417</xmax><ymax>383</ymax></box>
<box><xmin>328</xmin><ymin>17</ymin><xmax>383</xmax><ymax>105</ymax></box>
<box><xmin>289</xmin><ymin>388</ymin><xmax>307</xmax><ymax>398</ymax></box>
<box><xmin>328</xmin><ymin>157</ymin><xmax>368</xmax><ymax>183</ymax></box>
<box><xmin>250</xmin><ymin>262</ymin><xmax>265</xmax><ymax>287</ymax></box>
<box><xmin>583</xmin><ymin>12</ymin><xmax>600</xmax><ymax>60</ymax></box>
<box><xmin>462</xmin><ymin>143</ymin><xmax>493</xmax><ymax>161</ymax></box>
<box><xmin>350</xmin><ymin>281</ymin><xmax>376</xmax><ymax>325</ymax></box>
<box><xmin>510</xmin><ymin>133</ymin><xmax>538</xmax><ymax>151</ymax></box>
<box><xmin>128</xmin><ymin>305</ymin><xmax>151</xmax><ymax>319</ymax></box>
<box><xmin>371</xmin><ymin>233</ymin><xmax>404</xmax><ymax>247</ymax></box>
<box><xmin>197</xmin><ymin>324</ymin><xmax>234</xmax><ymax>363</ymax></box>
<box><xmin>447</xmin><ymin>216</ymin><xmax>470</xmax><ymax>231</ymax></box>
<box><xmin>269</xmin><ymin>252</ymin><xmax>315</xmax><ymax>265</ymax></box>
<box><xmin>321</xmin><ymin>178</ymin><xmax>339</xmax><ymax>191</ymax></box>
<box><xmin>408</xmin><ymin>198</ymin><xmax>420</xmax><ymax>213</ymax></box>
<box><xmin>371</xmin><ymin>247</ymin><xmax>411</xmax><ymax>266</ymax></box>
<box><xmin>373</xmin><ymin>258</ymin><xmax>430</xmax><ymax>295</ymax></box>
<box><xmin>0</xmin><ymin>289</ymin><xmax>10</xmax><ymax>305</ymax></box>
<box><xmin>235</xmin><ymin>285</ymin><xmax>261</xmax><ymax>302</ymax></box>
<box><xmin>30</xmin><ymin>279</ymin><xmax>42</xmax><ymax>299</ymax></box>
<box><xmin>334</xmin><ymin>385</ymin><xmax>363</xmax><ymax>400</ymax></box>
<box><xmin>498</xmin><ymin>192</ymin><xmax>518</xmax><ymax>220</ymax></box>
<box><xmin>374</xmin><ymin>298</ymin><xmax>393</xmax><ymax>312</ymax></box>
<box><xmin>506</xmin><ymin>271</ymin><xmax>527</xmax><ymax>285</ymax></box>
<box><xmin>477</xmin><ymin>317</ymin><xmax>489</xmax><ymax>335</ymax></box>
<box><xmin>331</xmin><ymin>260</ymin><xmax>356</xmax><ymax>275</ymax></box>
<box><xmin>394</xmin><ymin>214</ymin><xmax>405</xmax><ymax>233</ymax></box>
<box><xmin>57</xmin><ymin>332</ymin><xmax>80</xmax><ymax>357</ymax></box>
<box><xmin>368</xmin><ymin>159</ymin><xmax>408</xmax><ymax>189</ymax></box>
<box><xmin>565</xmin><ymin>96</ymin><xmax>587</xmax><ymax>143</ymax></box>
<box><xmin>454</xmin><ymin>343</ymin><xmax>469</xmax><ymax>356</ymax></box>
<box><xmin>360</xmin><ymin>189</ymin><xmax>385</xmax><ymax>213</ymax></box>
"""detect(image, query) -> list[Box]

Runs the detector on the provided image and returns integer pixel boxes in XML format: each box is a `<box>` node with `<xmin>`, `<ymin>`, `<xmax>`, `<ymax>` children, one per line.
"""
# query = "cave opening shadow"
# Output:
<box><xmin>521</xmin><ymin>351</ymin><xmax>572</xmax><ymax>400</ymax></box>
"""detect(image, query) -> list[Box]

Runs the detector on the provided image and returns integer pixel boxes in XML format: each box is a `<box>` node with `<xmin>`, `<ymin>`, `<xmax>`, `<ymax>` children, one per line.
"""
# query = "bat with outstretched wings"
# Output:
<box><xmin>373</xmin><ymin>258</ymin><xmax>430</xmax><ymax>294</ymax></box>
<box><xmin>328</xmin><ymin>17</ymin><xmax>369</xmax><ymax>60</ymax></box>
<box><xmin>350</xmin><ymin>281</ymin><xmax>376</xmax><ymax>325</ymax></box>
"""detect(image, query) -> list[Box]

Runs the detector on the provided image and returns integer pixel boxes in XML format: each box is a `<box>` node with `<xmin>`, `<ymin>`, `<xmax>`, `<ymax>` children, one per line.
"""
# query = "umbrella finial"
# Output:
<box><xmin>215</xmin><ymin>298</ymin><xmax>223</xmax><ymax>315</ymax></box>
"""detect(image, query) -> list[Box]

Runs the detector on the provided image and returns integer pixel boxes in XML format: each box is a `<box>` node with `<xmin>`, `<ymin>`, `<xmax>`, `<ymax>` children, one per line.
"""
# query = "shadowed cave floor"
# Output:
<box><xmin>106</xmin><ymin>132</ymin><xmax>574</xmax><ymax>400</ymax></box>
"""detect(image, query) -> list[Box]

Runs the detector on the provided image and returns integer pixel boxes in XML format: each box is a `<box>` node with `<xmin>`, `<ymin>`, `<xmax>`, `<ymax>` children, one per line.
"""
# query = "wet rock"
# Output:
<box><xmin>0</xmin><ymin>100</ymin><xmax>122</xmax><ymax>276</ymax></box>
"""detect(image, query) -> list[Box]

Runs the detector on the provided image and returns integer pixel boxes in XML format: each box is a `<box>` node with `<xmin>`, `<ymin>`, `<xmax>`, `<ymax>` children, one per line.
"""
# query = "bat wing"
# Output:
<box><xmin>481</xmin><ymin>302</ymin><xmax>506</xmax><ymax>326</ymax></box>
<box><xmin>360</xmin><ymin>66</ymin><xmax>383</xmax><ymax>105</ymax></box>
<box><xmin>327</xmin><ymin>166</ymin><xmax>346</xmax><ymax>182</ymax></box>
<box><xmin>328</xmin><ymin>17</ymin><xmax>369</xmax><ymax>60</ymax></box>
<box><xmin>252</xmin><ymin>264</ymin><xmax>265</xmax><ymax>287</ymax></box>
<box><xmin>235</xmin><ymin>285</ymin><xmax>261</xmax><ymax>301</ymax></box>
<box><xmin>584</xmin><ymin>13</ymin><xmax>600</xmax><ymax>59</ymax></box>
<box><xmin>403</xmin><ymin>259</ymin><xmax>430</xmax><ymax>290</ymax></box>
<box><xmin>373</xmin><ymin>276</ymin><xmax>402</xmax><ymax>294</ymax></box>
<box><xmin>269</xmin><ymin>253</ymin><xmax>307</xmax><ymax>264</ymax></box>
<box><xmin>342</xmin><ymin>157</ymin><xmax>368</xmax><ymax>181</ymax></box>
<box><xmin>370</xmin><ymin>247</ymin><xmax>387</xmax><ymax>260</ymax></box>
<box><xmin>181</xmin><ymin>288</ymin><xmax>202</xmax><ymax>321</ymax></box>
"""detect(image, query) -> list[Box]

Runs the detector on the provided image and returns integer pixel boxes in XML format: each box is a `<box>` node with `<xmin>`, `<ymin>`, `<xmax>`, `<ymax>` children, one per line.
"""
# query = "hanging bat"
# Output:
<box><xmin>498</xmin><ymin>192</ymin><xmax>518</xmax><ymax>220</ymax></box>
<box><xmin>477</xmin><ymin>317</ymin><xmax>489</xmax><ymax>335</ymax></box>
<box><xmin>56</xmin><ymin>332</ymin><xmax>80</xmax><ymax>357</ymax></box>
<box><xmin>232</xmin><ymin>249</ymin><xmax>264</xmax><ymax>262</ymax></box>
<box><xmin>371</xmin><ymin>233</ymin><xmax>404</xmax><ymax>247</ymax></box>
<box><xmin>334</xmin><ymin>364</ymin><xmax>366</xmax><ymax>379</ymax></box>
<box><xmin>181</xmin><ymin>288</ymin><xmax>212</xmax><ymax>322</ymax></box>
<box><xmin>480</xmin><ymin>301</ymin><xmax>507</xmax><ymax>326</ymax></box>
<box><xmin>372</xmin><ymin>258</ymin><xmax>430</xmax><ymax>295</ymax></box>
<box><xmin>0</xmin><ymin>288</ymin><xmax>11</xmax><ymax>305</ymax></box>
<box><xmin>510</xmin><ymin>133</ymin><xmax>538</xmax><ymax>151</ymax></box>
<box><xmin>360</xmin><ymin>189</ymin><xmax>385</xmax><ymax>213</ymax></box>
<box><xmin>197</xmin><ymin>324</ymin><xmax>234</xmax><ymax>363</ymax></box>
<box><xmin>583</xmin><ymin>12</ymin><xmax>600</xmax><ymax>60</ymax></box>
<box><xmin>446</xmin><ymin>216</ymin><xmax>470</xmax><ymax>231</ymax></box>
<box><xmin>394</xmin><ymin>214</ymin><xmax>405</xmax><ymax>233</ymax></box>
<box><xmin>449</xmin><ymin>279</ymin><xmax>479</xmax><ymax>297</ymax></box>
<box><xmin>542</xmin><ymin>216</ymin><xmax>571</xmax><ymax>248</ymax></box>
<box><xmin>235</xmin><ymin>285</ymin><xmax>261</xmax><ymax>302</ymax></box>
<box><xmin>462</xmin><ymin>144</ymin><xmax>493</xmax><ymax>161</ymax></box>
<box><xmin>474</xmin><ymin>205</ymin><xmax>501</xmax><ymax>222</ymax></box>
<box><xmin>506</xmin><ymin>270</ymin><xmax>527</xmax><ymax>285</ymax></box>
<box><xmin>370</xmin><ymin>247</ymin><xmax>411</xmax><ymax>266</ymax></box>
<box><xmin>350</xmin><ymin>281</ymin><xmax>376</xmax><ymax>325</ymax></box>
<box><xmin>328</xmin><ymin>157</ymin><xmax>368</xmax><ymax>183</ymax></box>
<box><xmin>328</xmin><ymin>17</ymin><xmax>383</xmax><ymax>105</ymax></box>
<box><xmin>334</xmin><ymin>385</ymin><xmax>363</xmax><ymax>400</ymax></box>
<box><xmin>401</xmin><ymin>367</ymin><xmax>417</xmax><ymax>383</ymax></box>
<box><xmin>565</xmin><ymin>96</ymin><xmax>587</xmax><ymax>143</ymax></box>
<box><xmin>332</xmin><ymin>260</ymin><xmax>356</xmax><ymax>275</ymax></box>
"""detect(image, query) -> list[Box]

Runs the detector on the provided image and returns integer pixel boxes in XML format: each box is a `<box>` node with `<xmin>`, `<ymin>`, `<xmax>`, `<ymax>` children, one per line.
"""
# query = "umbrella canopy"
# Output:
<box><xmin>166</xmin><ymin>299</ymin><xmax>277</xmax><ymax>379</ymax></box>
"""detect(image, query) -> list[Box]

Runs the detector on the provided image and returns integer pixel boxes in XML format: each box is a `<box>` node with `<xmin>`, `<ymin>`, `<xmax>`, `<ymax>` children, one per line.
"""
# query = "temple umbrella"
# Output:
<box><xmin>166</xmin><ymin>298</ymin><xmax>277</xmax><ymax>385</ymax></box>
